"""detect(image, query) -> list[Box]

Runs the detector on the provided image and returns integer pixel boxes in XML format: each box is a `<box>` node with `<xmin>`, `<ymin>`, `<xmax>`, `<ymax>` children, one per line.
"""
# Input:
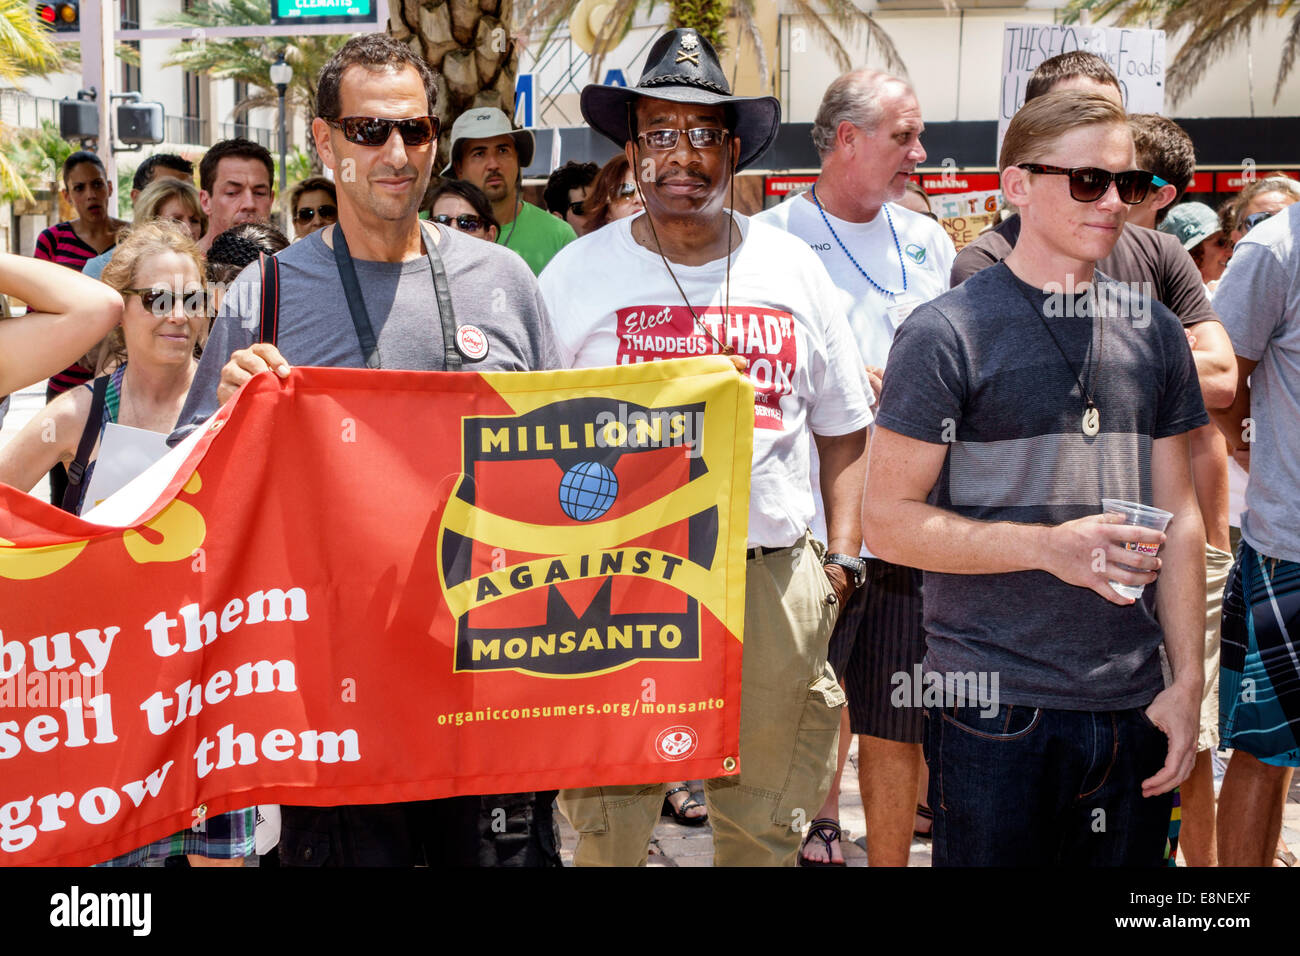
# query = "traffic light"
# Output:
<box><xmin>35</xmin><ymin>1</ymin><xmax>79</xmax><ymax>33</ymax></box>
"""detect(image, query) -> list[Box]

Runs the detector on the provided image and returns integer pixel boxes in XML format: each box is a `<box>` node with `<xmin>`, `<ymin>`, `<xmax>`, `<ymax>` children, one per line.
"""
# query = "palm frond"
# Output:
<box><xmin>0</xmin><ymin>139</ymin><xmax>34</xmax><ymax>203</ymax></box>
<box><xmin>1274</xmin><ymin>1</ymin><xmax>1300</xmax><ymax>101</ymax></box>
<box><xmin>1165</xmin><ymin>0</ymin><xmax>1268</xmax><ymax>102</ymax></box>
<box><xmin>731</xmin><ymin>0</ymin><xmax>770</xmax><ymax>89</ymax></box>
<box><xmin>0</xmin><ymin>0</ymin><xmax>64</xmax><ymax>81</ymax></box>
<box><xmin>788</xmin><ymin>0</ymin><xmax>853</xmax><ymax>74</ymax></box>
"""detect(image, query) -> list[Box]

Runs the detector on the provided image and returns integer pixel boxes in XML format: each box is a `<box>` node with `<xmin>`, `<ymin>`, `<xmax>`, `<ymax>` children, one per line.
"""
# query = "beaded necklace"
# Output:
<box><xmin>811</xmin><ymin>184</ymin><xmax>907</xmax><ymax>297</ymax></box>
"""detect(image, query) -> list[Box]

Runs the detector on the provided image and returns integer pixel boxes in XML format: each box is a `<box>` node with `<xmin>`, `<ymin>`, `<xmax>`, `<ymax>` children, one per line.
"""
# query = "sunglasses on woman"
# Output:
<box><xmin>1242</xmin><ymin>211</ymin><xmax>1273</xmax><ymax>232</ymax></box>
<box><xmin>122</xmin><ymin>287</ymin><xmax>209</xmax><ymax>317</ymax></box>
<box><xmin>295</xmin><ymin>203</ymin><xmax>337</xmax><ymax>225</ymax></box>
<box><xmin>432</xmin><ymin>213</ymin><xmax>487</xmax><ymax>233</ymax></box>
<box><xmin>612</xmin><ymin>182</ymin><xmax>638</xmax><ymax>201</ymax></box>
<box><xmin>1015</xmin><ymin>164</ymin><xmax>1154</xmax><ymax>205</ymax></box>
<box><xmin>326</xmin><ymin>115</ymin><xmax>440</xmax><ymax>148</ymax></box>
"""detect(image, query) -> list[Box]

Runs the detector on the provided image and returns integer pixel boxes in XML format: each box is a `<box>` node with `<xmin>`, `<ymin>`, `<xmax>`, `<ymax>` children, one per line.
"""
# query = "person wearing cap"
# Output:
<box><xmin>445</xmin><ymin>108</ymin><xmax>576</xmax><ymax>275</ymax></box>
<box><xmin>1161</xmin><ymin>202</ymin><xmax>1233</xmax><ymax>291</ymax></box>
<box><xmin>540</xmin><ymin>28</ymin><xmax>872</xmax><ymax>866</ymax></box>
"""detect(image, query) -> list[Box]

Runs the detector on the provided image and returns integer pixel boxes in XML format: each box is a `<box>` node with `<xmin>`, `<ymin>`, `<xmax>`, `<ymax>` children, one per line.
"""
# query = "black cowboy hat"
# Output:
<box><xmin>580</xmin><ymin>28</ymin><xmax>781</xmax><ymax>172</ymax></box>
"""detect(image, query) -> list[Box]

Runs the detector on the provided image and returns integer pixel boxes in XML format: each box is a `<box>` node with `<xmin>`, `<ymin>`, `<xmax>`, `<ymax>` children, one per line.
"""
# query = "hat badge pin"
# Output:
<box><xmin>676</xmin><ymin>31</ymin><xmax>700</xmax><ymax>65</ymax></box>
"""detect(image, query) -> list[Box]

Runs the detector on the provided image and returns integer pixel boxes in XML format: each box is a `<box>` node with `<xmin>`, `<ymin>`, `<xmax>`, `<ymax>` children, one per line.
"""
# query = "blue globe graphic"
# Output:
<box><xmin>559</xmin><ymin>461</ymin><xmax>618</xmax><ymax>521</ymax></box>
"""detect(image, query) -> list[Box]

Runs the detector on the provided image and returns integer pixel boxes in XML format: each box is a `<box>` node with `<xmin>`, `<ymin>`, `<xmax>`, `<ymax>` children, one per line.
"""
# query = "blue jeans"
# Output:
<box><xmin>924</xmin><ymin>703</ymin><xmax>1173</xmax><ymax>866</ymax></box>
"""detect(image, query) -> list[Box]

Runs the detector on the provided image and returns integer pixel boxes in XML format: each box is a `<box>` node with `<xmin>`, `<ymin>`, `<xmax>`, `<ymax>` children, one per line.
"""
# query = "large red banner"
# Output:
<box><xmin>0</xmin><ymin>357</ymin><xmax>753</xmax><ymax>866</ymax></box>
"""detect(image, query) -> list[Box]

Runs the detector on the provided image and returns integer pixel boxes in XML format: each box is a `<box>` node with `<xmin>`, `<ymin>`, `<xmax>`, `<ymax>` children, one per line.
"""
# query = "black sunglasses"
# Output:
<box><xmin>295</xmin><ymin>203</ymin><xmax>337</xmax><ymax>225</ymax></box>
<box><xmin>1016</xmin><ymin>163</ymin><xmax>1154</xmax><ymax>205</ymax></box>
<box><xmin>567</xmin><ymin>200</ymin><xmax>585</xmax><ymax>216</ymax></box>
<box><xmin>122</xmin><ymin>287</ymin><xmax>209</xmax><ymax>317</ymax></box>
<box><xmin>433</xmin><ymin>213</ymin><xmax>486</xmax><ymax>233</ymax></box>
<box><xmin>326</xmin><ymin>115</ymin><xmax>439</xmax><ymax>148</ymax></box>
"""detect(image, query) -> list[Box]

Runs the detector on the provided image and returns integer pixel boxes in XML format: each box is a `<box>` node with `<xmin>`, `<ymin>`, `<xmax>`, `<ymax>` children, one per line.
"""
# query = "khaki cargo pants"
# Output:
<box><xmin>559</xmin><ymin>532</ymin><xmax>845</xmax><ymax>866</ymax></box>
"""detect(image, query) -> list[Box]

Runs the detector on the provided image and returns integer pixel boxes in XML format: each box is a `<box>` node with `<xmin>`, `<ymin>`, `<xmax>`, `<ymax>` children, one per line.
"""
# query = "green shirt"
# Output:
<box><xmin>497</xmin><ymin>200</ymin><xmax>576</xmax><ymax>275</ymax></box>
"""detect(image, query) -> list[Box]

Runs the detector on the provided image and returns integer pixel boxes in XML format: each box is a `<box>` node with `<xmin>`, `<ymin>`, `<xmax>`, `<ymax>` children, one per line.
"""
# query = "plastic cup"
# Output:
<box><xmin>1102</xmin><ymin>498</ymin><xmax>1173</xmax><ymax>600</ymax></box>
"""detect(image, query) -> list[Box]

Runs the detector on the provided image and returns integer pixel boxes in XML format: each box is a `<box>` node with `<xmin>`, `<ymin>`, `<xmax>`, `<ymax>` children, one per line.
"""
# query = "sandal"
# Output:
<box><xmin>798</xmin><ymin>817</ymin><xmax>846</xmax><ymax>867</ymax></box>
<box><xmin>661</xmin><ymin>785</ymin><xmax>709</xmax><ymax>826</ymax></box>
<box><xmin>914</xmin><ymin>803</ymin><xmax>933</xmax><ymax>839</ymax></box>
<box><xmin>1276</xmin><ymin>844</ymin><xmax>1297</xmax><ymax>867</ymax></box>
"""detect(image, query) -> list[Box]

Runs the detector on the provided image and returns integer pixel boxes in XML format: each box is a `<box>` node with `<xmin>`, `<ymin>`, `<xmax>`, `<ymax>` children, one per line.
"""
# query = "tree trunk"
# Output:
<box><xmin>390</xmin><ymin>0</ymin><xmax>519</xmax><ymax>172</ymax></box>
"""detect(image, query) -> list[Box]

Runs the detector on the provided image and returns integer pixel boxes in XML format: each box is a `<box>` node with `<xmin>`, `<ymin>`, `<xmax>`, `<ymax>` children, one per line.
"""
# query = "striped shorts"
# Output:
<box><xmin>827</xmin><ymin>558</ymin><xmax>926</xmax><ymax>742</ymax></box>
<box><xmin>1220</xmin><ymin>540</ymin><xmax>1300</xmax><ymax>767</ymax></box>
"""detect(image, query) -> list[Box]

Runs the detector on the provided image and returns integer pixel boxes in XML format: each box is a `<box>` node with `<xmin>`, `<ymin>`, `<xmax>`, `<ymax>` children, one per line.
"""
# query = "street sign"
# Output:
<box><xmin>514</xmin><ymin>72</ymin><xmax>534</xmax><ymax>129</ymax></box>
<box><xmin>270</xmin><ymin>0</ymin><xmax>375</xmax><ymax>26</ymax></box>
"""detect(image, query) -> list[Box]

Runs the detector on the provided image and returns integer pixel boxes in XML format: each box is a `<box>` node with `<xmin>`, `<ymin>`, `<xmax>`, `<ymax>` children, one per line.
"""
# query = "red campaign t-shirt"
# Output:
<box><xmin>539</xmin><ymin>213</ymin><xmax>873</xmax><ymax>548</ymax></box>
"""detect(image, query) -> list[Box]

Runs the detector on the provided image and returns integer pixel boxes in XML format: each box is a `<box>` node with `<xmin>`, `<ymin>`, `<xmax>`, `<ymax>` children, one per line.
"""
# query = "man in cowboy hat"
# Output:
<box><xmin>540</xmin><ymin>27</ymin><xmax>873</xmax><ymax>866</ymax></box>
<box><xmin>445</xmin><ymin>107</ymin><xmax>576</xmax><ymax>274</ymax></box>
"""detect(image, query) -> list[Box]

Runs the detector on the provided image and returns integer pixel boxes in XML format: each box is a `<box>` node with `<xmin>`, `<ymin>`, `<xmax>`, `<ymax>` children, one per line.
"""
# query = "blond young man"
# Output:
<box><xmin>865</xmin><ymin>91</ymin><xmax>1206</xmax><ymax>866</ymax></box>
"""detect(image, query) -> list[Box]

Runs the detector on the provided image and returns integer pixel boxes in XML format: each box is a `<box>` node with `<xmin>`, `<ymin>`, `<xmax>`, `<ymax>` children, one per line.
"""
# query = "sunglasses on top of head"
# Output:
<box><xmin>326</xmin><ymin>115</ymin><xmax>440</xmax><ymax>148</ymax></box>
<box><xmin>1015</xmin><ymin>163</ymin><xmax>1155</xmax><ymax>205</ymax></box>
<box><xmin>295</xmin><ymin>203</ymin><xmax>337</xmax><ymax>225</ymax></box>
<box><xmin>122</xmin><ymin>287</ymin><xmax>209</xmax><ymax>317</ymax></box>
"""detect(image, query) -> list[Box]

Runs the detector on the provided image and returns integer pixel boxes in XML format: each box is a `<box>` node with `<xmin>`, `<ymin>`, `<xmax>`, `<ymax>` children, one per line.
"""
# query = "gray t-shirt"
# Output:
<box><xmin>175</xmin><ymin>223</ymin><xmax>561</xmax><ymax>439</ymax></box>
<box><xmin>876</xmin><ymin>263</ymin><xmax>1208</xmax><ymax>710</ymax></box>
<box><xmin>1213</xmin><ymin>204</ymin><xmax>1300</xmax><ymax>563</ymax></box>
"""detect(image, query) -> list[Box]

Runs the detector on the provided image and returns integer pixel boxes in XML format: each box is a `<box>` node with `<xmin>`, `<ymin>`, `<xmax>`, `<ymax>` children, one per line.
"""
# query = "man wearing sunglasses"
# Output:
<box><xmin>173</xmin><ymin>33</ymin><xmax>563</xmax><ymax>869</ymax></box>
<box><xmin>543</xmin><ymin>160</ymin><xmax>599</xmax><ymax>235</ymax></box>
<box><xmin>864</xmin><ymin>90</ymin><xmax>1208</xmax><ymax>866</ymax></box>
<box><xmin>445</xmin><ymin>108</ymin><xmax>576</xmax><ymax>275</ymax></box>
<box><xmin>957</xmin><ymin>54</ymin><xmax>1240</xmax><ymax>868</ymax></box>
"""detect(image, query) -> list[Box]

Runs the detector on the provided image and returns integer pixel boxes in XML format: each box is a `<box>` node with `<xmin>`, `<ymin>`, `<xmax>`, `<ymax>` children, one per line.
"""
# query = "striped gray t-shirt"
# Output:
<box><xmin>876</xmin><ymin>263</ymin><xmax>1208</xmax><ymax>710</ymax></box>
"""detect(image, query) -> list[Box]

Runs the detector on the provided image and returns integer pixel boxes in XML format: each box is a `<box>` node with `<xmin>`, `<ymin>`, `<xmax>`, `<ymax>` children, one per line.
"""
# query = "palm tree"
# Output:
<box><xmin>0</xmin><ymin>0</ymin><xmax>65</xmax><ymax>201</ymax></box>
<box><xmin>519</xmin><ymin>0</ymin><xmax>910</xmax><ymax>88</ymax></box>
<box><xmin>388</xmin><ymin>0</ymin><xmax>519</xmax><ymax>142</ymax></box>
<box><xmin>158</xmin><ymin>0</ymin><xmax>346</xmax><ymax>164</ymax></box>
<box><xmin>1065</xmin><ymin>0</ymin><xmax>1300</xmax><ymax>104</ymax></box>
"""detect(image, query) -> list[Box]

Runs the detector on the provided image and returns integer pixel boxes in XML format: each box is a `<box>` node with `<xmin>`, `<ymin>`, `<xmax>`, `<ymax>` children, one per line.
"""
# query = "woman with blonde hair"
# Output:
<box><xmin>0</xmin><ymin>219</ymin><xmax>256</xmax><ymax>866</ymax></box>
<box><xmin>133</xmin><ymin>177</ymin><xmax>207</xmax><ymax>243</ymax></box>
<box><xmin>0</xmin><ymin>219</ymin><xmax>206</xmax><ymax>515</ymax></box>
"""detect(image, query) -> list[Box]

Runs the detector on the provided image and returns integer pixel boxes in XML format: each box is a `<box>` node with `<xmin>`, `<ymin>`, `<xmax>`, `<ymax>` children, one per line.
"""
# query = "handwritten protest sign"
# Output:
<box><xmin>998</xmin><ymin>22</ymin><xmax>1166</xmax><ymax>162</ymax></box>
<box><xmin>0</xmin><ymin>358</ymin><xmax>752</xmax><ymax>866</ymax></box>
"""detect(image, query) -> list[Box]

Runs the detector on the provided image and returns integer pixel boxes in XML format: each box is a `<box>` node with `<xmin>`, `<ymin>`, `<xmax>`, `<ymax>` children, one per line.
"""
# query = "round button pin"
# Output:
<box><xmin>455</xmin><ymin>324</ymin><xmax>488</xmax><ymax>361</ymax></box>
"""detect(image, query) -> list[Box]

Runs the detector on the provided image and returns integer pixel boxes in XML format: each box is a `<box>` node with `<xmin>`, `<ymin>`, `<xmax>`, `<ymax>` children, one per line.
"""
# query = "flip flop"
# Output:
<box><xmin>661</xmin><ymin>785</ymin><xmax>709</xmax><ymax>826</ymax></box>
<box><xmin>914</xmin><ymin>803</ymin><xmax>933</xmax><ymax>839</ymax></box>
<box><xmin>798</xmin><ymin>817</ymin><xmax>846</xmax><ymax>867</ymax></box>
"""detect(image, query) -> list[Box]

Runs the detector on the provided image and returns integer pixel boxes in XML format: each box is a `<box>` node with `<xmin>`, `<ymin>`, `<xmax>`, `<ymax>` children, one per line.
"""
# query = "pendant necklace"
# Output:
<box><xmin>1012</xmin><ymin>276</ymin><xmax>1105</xmax><ymax>437</ymax></box>
<box><xmin>633</xmin><ymin>181</ymin><xmax>737</xmax><ymax>357</ymax></box>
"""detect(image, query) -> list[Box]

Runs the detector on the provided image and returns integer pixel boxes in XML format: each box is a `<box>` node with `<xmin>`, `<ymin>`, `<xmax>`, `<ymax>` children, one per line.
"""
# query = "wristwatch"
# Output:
<box><xmin>823</xmin><ymin>553</ymin><xmax>866</xmax><ymax>589</ymax></box>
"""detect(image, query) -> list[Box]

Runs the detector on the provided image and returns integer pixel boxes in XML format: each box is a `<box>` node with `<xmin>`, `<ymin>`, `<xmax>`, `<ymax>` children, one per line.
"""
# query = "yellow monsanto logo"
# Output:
<box><xmin>439</xmin><ymin>396</ymin><xmax>720</xmax><ymax>678</ymax></box>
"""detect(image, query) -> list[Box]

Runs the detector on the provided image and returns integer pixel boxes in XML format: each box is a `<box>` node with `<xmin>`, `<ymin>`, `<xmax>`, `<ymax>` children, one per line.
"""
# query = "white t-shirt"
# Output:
<box><xmin>539</xmin><ymin>213</ymin><xmax>873</xmax><ymax>549</ymax></box>
<box><xmin>754</xmin><ymin>191</ymin><xmax>955</xmax><ymax>555</ymax></box>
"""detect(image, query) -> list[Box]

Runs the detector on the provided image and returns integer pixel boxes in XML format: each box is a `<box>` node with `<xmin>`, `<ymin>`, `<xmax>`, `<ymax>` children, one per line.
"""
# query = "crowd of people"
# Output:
<box><xmin>1</xmin><ymin>26</ymin><xmax>1297</xmax><ymax>869</ymax></box>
